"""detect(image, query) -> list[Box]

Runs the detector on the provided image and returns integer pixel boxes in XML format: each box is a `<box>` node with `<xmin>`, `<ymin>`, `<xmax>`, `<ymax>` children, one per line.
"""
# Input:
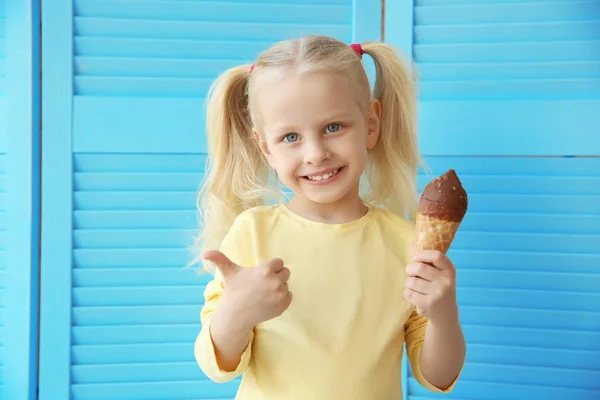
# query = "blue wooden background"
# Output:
<box><xmin>387</xmin><ymin>1</ymin><xmax>600</xmax><ymax>399</ymax></box>
<box><xmin>2</xmin><ymin>0</ymin><xmax>600</xmax><ymax>399</ymax></box>
<box><xmin>2</xmin><ymin>0</ymin><xmax>40</xmax><ymax>399</ymax></box>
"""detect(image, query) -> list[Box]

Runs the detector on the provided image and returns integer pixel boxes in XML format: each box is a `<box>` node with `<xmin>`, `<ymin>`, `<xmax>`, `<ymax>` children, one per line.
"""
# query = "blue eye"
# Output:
<box><xmin>283</xmin><ymin>133</ymin><xmax>299</xmax><ymax>143</ymax></box>
<box><xmin>326</xmin><ymin>124</ymin><xmax>341</xmax><ymax>133</ymax></box>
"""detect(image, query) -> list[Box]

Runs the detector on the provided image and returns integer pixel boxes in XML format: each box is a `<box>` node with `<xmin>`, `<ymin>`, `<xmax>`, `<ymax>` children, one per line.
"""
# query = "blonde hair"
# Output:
<box><xmin>192</xmin><ymin>35</ymin><xmax>422</xmax><ymax>273</ymax></box>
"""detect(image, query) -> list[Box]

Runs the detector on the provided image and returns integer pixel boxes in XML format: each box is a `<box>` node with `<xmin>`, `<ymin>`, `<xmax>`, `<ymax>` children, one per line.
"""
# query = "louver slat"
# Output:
<box><xmin>0</xmin><ymin>154</ymin><xmax>6</xmax><ymax>398</ymax></box>
<box><xmin>0</xmin><ymin>1</ymin><xmax>6</xmax><ymax>395</ymax></box>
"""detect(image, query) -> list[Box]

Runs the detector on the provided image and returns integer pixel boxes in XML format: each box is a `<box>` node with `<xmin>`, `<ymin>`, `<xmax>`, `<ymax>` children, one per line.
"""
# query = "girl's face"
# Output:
<box><xmin>253</xmin><ymin>70</ymin><xmax>381</xmax><ymax>207</ymax></box>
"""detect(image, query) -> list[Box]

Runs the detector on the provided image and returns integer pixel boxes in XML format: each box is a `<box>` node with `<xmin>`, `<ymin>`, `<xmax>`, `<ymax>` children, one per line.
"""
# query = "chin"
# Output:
<box><xmin>302</xmin><ymin>187</ymin><xmax>355</xmax><ymax>205</ymax></box>
<box><xmin>304</xmin><ymin>194</ymin><xmax>344</xmax><ymax>205</ymax></box>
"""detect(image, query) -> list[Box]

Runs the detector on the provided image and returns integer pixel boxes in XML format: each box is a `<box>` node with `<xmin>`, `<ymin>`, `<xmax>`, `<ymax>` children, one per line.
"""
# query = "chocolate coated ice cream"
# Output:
<box><xmin>418</xmin><ymin>169</ymin><xmax>468</xmax><ymax>222</ymax></box>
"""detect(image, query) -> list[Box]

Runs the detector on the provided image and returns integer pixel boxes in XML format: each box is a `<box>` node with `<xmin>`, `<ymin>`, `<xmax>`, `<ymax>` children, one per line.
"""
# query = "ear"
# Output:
<box><xmin>366</xmin><ymin>99</ymin><xmax>381</xmax><ymax>150</ymax></box>
<box><xmin>253</xmin><ymin>128</ymin><xmax>276</xmax><ymax>168</ymax></box>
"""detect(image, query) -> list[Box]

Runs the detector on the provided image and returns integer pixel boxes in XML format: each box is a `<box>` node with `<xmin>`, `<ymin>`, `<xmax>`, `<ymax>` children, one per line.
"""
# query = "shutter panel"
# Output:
<box><xmin>0</xmin><ymin>0</ymin><xmax>8</xmax><ymax>392</ymax></box>
<box><xmin>2</xmin><ymin>1</ymin><xmax>39</xmax><ymax>399</ymax></box>
<box><xmin>40</xmin><ymin>1</ymin><xmax>381</xmax><ymax>399</ymax></box>
<box><xmin>0</xmin><ymin>1</ymin><xmax>6</xmax><ymax>395</ymax></box>
<box><xmin>391</xmin><ymin>0</ymin><xmax>600</xmax><ymax>157</ymax></box>
<box><xmin>387</xmin><ymin>0</ymin><xmax>600</xmax><ymax>399</ymax></box>
<box><xmin>410</xmin><ymin>157</ymin><xmax>600</xmax><ymax>399</ymax></box>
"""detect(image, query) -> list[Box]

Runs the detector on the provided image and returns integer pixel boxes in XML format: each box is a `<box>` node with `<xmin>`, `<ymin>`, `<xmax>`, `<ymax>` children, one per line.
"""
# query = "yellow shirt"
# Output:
<box><xmin>195</xmin><ymin>204</ymin><xmax>458</xmax><ymax>399</ymax></box>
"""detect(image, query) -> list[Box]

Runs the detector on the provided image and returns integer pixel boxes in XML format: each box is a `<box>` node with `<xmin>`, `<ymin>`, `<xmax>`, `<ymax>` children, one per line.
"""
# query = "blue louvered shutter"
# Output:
<box><xmin>39</xmin><ymin>1</ymin><xmax>381</xmax><ymax>399</ymax></box>
<box><xmin>389</xmin><ymin>1</ymin><xmax>600</xmax><ymax>399</ymax></box>
<box><xmin>0</xmin><ymin>2</ymin><xmax>6</xmax><ymax>396</ymax></box>
<box><xmin>2</xmin><ymin>1</ymin><xmax>40</xmax><ymax>399</ymax></box>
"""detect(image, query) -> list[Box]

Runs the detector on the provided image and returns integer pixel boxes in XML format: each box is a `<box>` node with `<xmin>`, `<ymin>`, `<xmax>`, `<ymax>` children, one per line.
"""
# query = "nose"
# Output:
<box><xmin>303</xmin><ymin>138</ymin><xmax>330</xmax><ymax>165</ymax></box>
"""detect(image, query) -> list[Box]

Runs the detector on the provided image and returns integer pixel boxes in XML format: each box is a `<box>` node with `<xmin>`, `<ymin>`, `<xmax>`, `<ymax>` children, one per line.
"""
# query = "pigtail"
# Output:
<box><xmin>191</xmin><ymin>64</ymin><xmax>273</xmax><ymax>273</ymax></box>
<box><xmin>361</xmin><ymin>42</ymin><xmax>422</xmax><ymax>220</ymax></box>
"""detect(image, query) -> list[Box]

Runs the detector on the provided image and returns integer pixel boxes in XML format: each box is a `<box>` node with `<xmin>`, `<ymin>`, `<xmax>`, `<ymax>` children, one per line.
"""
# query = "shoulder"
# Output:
<box><xmin>231</xmin><ymin>204</ymin><xmax>281</xmax><ymax>226</ymax></box>
<box><xmin>370</xmin><ymin>206</ymin><xmax>416</xmax><ymax>243</ymax></box>
<box><xmin>219</xmin><ymin>206</ymin><xmax>279</xmax><ymax>266</ymax></box>
<box><xmin>238</xmin><ymin>204</ymin><xmax>281</xmax><ymax>219</ymax></box>
<box><xmin>225</xmin><ymin>204</ymin><xmax>282</xmax><ymax>238</ymax></box>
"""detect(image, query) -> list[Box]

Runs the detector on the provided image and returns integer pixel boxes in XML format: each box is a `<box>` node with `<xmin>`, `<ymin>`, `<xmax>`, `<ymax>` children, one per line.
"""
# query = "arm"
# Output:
<box><xmin>209</xmin><ymin>300</ymin><xmax>255</xmax><ymax>372</ymax></box>
<box><xmin>198</xmin><ymin>249</ymin><xmax>292</xmax><ymax>377</ymax></box>
<box><xmin>419</xmin><ymin>312</ymin><xmax>466</xmax><ymax>390</ymax></box>
<box><xmin>195</xmin><ymin>248</ymin><xmax>292</xmax><ymax>383</ymax></box>
<box><xmin>194</xmin><ymin>214</ymin><xmax>257</xmax><ymax>383</ymax></box>
<box><xmin>404</xmin><ymin>249</ymin><xmax>466</xmax><ymax>392</ymax></box>
<box><xmin>194</xmin><ymin>276</ymin><xmax>256</xmax><ymax>383</ymax></box>
<box><xmin>404</xmin><ymin>309</ymin><xmax>465</xmax><ymax>393</ymax></box>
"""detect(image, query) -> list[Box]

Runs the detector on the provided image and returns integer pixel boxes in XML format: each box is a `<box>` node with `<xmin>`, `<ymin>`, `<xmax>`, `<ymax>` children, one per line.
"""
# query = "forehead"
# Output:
<box><xmin>251</xmin><ymin>71</ymin><xmax>363</xmax><ymax>131</ymax></box>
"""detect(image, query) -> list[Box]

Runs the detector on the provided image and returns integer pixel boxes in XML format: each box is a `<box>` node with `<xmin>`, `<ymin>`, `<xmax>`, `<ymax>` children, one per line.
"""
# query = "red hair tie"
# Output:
<box><xmin>249</xmin><ymin>64</ymin><xmax>255</xmax><ymax>73</ymax></box>
<box><xmin>350</xmin><ymin>43</ymin><xmax>364</xmax><ymax>58</ymax></box>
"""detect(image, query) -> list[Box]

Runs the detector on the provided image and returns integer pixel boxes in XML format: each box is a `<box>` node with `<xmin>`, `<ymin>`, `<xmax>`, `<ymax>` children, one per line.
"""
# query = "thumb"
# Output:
<box><xmin>203</xmin><ymin>250</ymin><xmax>240</xmax><ymax>279</ymax></box>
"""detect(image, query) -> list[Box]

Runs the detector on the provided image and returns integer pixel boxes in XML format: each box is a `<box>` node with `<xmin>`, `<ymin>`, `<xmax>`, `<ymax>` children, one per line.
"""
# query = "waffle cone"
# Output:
<box><xmin>414</xmin><ymin>213</ymin><xmax>461</xmax><ymax>254</ymax></box>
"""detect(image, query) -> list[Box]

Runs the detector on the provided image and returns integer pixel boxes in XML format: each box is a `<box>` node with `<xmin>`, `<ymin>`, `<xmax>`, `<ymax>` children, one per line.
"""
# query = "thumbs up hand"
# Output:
<box><xmin>203</xmin><ymin>250</ymin><xmax>293</xmax><ymax>328</ymax></box>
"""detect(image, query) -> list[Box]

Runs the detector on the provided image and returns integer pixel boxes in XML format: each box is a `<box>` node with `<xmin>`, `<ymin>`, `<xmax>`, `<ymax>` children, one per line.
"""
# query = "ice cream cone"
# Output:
<box><xmin>414</xmin><ymin>169</ymin><xmax>468</xmax><ymax>254</ymax></box>
<box><xmin>414</xmin><ymin>213</ymin><xmax>461</xmax><ymax>254</ymax></box>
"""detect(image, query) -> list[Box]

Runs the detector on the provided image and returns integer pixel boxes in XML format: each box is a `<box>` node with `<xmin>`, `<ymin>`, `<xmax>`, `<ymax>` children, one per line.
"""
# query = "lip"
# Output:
<box><xmin>302</xmin><ymin>167</ymin><xmax>342</xmax><ymax>178</ymax></box>
<box><xmin>301</xmin><ymin>166</ymin><xmax>345</xmax><ymax>185</ymax></box>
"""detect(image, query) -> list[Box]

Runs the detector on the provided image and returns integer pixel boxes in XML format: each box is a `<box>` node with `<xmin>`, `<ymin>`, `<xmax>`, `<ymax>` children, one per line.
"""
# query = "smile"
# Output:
<box><xmin>303</xmin><ymin>167</ymin><xmax>343</xmax><ymax>183</ymax></box>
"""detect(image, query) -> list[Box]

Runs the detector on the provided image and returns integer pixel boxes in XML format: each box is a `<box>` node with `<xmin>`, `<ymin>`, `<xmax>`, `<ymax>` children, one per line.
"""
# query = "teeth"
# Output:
<box><xmin>307</xmin><ymin>168</ymin><xmax>340</xmax><ymax>181</ymax></box>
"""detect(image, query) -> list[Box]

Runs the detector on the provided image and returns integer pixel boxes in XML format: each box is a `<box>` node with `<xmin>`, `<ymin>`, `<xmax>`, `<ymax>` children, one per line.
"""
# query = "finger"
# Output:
<box><xmin>404</xmin><ymin>287</ymin><xmax>427</xmax><ymax>306</ymax></box>
<box><xmin>410</xmin><ymin>241</ymin><xmax>416</xmax><ymax>258</ymax></box>
<box><xmin>413</xmin><ymin>250</ymin><xmax>451</xmax><ymax>270</ymax></box>
<box><xmin>277</xmin><ymin>267</ymin><xmax>291</xmax><ymax>283</ymax></box>
<box><xmin>274</xmin><ymin>288</ymin><xmax>293</xmax><ymax>314</ymax></box>
<box><xmin>279</xmin><ymin>281</ymin><xmax>289</xmax><ymax>293</ymax></box>
<box><xmin>202</xmin><ymin>250</ymin><xmax>240</xmax><ymax>278</ymax></box>
<box><xmin>264</xmin><ymin>258</ymin><xmax>285</xmax><ymax>275</ymax></box>
<box><xmin>405</xmin><ymin>262</ymin><xmax>439</xmax><ymax>281</ymax></box>
<box><xmin>405</xmin><ymin>276</ymin><xmax>434</xmax><ymax>295</ymax></box>
<box><xmin>283</xmin><ymin>291</ymin><xmax>293</xmax><ymax>308</ymax></box>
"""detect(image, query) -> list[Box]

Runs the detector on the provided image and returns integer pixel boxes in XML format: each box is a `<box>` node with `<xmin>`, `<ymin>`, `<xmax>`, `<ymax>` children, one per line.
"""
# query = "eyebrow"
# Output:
<box><xmin>320</xmin><ymin>111</ymin><xmax>355</xmax><ymax>122</ymax></box>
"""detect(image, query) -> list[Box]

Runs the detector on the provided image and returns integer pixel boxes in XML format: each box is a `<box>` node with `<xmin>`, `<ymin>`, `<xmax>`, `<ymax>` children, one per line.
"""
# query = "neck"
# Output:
<box><xmin>286</xmin><ymin>192</ymin><xmax>369</xmax><ymax>225</ymax></box>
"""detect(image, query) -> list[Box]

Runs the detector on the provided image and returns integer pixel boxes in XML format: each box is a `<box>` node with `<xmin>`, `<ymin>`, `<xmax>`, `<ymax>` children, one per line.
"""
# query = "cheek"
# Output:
<box><xmin>355</xmin><ymin>150</ymin><xmax>369</xmax><ymax>170</ymax></box>
<box><xmin>269</xmin><ymin>149</ymin><xmax>299</xmax><ymax>175</ymax></box>
<box><xmin>347</xmin><ymin>142</ymin><xmax>369</xmax><ymax>173</ymax></box>
<box><xmin>345</xmin><ymin>136</ymin><xmax>369</xmax><ymax>163</ymax></box>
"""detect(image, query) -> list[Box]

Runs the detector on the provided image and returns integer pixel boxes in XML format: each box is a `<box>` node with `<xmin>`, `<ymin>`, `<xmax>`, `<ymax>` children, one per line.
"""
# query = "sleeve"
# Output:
<box><xmin>404</xmin><ymin>309</ymin><xmax>461</xmax><ymax>393</ymax></box>
<box><xmin>194</xmin><ymin>214</ymin><xmax>256</xmax><ymax>383</ymax></box>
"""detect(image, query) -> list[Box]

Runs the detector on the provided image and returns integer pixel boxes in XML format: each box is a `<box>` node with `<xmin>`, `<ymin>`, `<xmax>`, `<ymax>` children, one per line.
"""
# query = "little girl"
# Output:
<box><xmin>193</xmin><ymin>35</ymin><xmax>466</xmax><ymax>399</ymax></box>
